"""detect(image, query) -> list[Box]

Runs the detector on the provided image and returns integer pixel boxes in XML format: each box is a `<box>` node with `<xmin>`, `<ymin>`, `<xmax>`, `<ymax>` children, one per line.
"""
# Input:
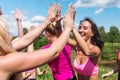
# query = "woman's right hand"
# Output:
<box><xmin>14</xmin><ymin>9</ymin><xmax>22</xmax><ymax>21</ymax></box>
<box><xmin>63</xmin><ymin>4</ymin><xmax>76</xmax><ymax>31</ymax></box>
<box><xmin>47</xmin><ymin>3</ymin><xmax>57</xmax><ymax>23</ymax></box>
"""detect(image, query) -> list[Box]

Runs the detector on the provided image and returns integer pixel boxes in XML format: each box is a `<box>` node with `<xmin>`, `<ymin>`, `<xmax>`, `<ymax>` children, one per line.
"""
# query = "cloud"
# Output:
<box><xmin>31</xmin><ymin>15</ymin><xmax>45</xmax><ymax>23</ymax></box>
<box><xmin>74</xmin><ymin>0</ymin><xmax>120</xmax><ymax>14</ymax></box>
<box><xmin>95</xmin><ymin>8</ymin><xmax>103</xmax><ymax>14</ymax></box>
<box><xmin>3</xmin><ymin>11</ymin><xmax>46</xmax><ymax>36</ymax></box>
<box><xmin>74</xmin><ymin>0</ymin><xmax>95</xmax><ymax>7</ymax></box>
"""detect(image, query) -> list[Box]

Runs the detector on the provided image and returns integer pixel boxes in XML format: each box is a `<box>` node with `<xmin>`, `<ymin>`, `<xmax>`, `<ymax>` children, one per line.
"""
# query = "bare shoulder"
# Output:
<box><xmin>91</xmin><ymin>45</ymin><xmax>101</xmax><ymax>56</ymax></box>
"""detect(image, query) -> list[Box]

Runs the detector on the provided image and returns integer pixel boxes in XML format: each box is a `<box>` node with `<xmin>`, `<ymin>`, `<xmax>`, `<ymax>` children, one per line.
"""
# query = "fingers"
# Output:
<box><xmin>68</xmin><ymin>4</ymin><xmax>76</xmax><ymax>20</ymax></box>
<box><xmin>47</xmin><ymin>3</ymin><xmax>57</xmax><ymax>23</ymax></box>
<box><xmin>56</xmin><ymin>4</ymin><xmax>61</xmax><ymax>16</ymax></box>
<box><xmin>63</xmin><ymin>4</ymin><xmax>76</xmax><ymax>31</ymax></box>
<box><xmin>14</xmin><ymin>8</ymin><xmax>22</xmax><ymax>21</ymax></box>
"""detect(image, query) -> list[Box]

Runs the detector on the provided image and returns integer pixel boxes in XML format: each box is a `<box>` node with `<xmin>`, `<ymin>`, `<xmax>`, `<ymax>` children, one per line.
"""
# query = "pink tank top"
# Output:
<box><xmin>118</xmin><ymin>51</ymin><xmax>120</xmax><ymax>63</ymax></box>
<box><xmin>73</xmin><ymin>57</ymin><xmax>99</xmax><ymax>76</ymax></box>
<box><xmin>41</xmin><ymin>44</ymin><xmax>74</xmax><ymax>80</ymax></box>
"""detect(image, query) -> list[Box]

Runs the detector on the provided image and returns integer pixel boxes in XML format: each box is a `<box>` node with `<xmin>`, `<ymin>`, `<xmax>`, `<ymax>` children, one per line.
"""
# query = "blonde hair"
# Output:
<box><xmin>0</xmin><ymin>16</ymin><xmax>15</xmax><ymax>55</ymax></box>
<box><xmin>0</xmin><ymin>16</ymin><xmax>22</xmax><ymax>80</ymax></box>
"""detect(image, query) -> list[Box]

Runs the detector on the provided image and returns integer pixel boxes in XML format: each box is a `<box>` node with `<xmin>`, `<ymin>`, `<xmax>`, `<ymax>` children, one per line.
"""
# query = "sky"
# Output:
<box><xmin>0</xmin><ymin>0</ymin><xmax>120</xmax><ymax>36</ymax></box>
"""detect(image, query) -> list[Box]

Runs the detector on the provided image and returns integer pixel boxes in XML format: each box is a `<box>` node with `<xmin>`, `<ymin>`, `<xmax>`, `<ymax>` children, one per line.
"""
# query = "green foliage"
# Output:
<box><xmin>101</xmin><ymin>43</ymin><xmax>120</xmax><ymax>60</ymax></box>
<box><xmin>98</xmin><ymin>26</ymin><xmax>106</xmax><ymax>42</ymax></box>
<box><xmin>34</xmin><ymin>35</ymin><xmax>48</xmax><ymax>50</ymax></box>
<box><xmin>109</xmin><ymin>26</ymin><xmax>120</xmax><ymax>43</ymax></box>
<box><xmin>23</xmin><ymin>28</ymin><xmax>28</xmax><ymax>34</ymax></box>
<box><xmin>35</xmin><ymin>43</ymin><xmax>120</xmax><ymax>80</ymax></box>
<box><xmin>99</xmin><ymin>65</ymin><xmax>118</xmax><ymax>80</ymax></box>
<box><xmin>98</xmin><ymin>26</ymin><xmax>120</xmax><ymax>43</ymax></box>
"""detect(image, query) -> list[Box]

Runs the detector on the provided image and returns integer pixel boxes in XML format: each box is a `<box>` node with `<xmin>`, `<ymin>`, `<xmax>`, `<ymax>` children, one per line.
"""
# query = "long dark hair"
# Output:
<box><xmin>80</xmin><ymin>17</ymin><xmax>104</xmax><ymax>50</ymax></box>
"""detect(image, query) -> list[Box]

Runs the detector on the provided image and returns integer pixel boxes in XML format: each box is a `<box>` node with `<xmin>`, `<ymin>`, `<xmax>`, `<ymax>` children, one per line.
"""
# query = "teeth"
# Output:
<box><xmin>80</xmin><ymin>32</ymin><xmax>85</xmax><ymax>36</ymax></box>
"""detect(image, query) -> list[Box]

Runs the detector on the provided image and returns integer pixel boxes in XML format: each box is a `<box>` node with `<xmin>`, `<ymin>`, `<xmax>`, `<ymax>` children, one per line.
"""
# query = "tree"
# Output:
<box><xmin>109</xmin><ymin>26</ymin><xmax>119</xmax><ymax>43</ymax></box>
<box><xmin>98</xmin><ymin>26</ymin><xmax>106</xmax><ymax>42</ymax></box>
<box><xmin>23</xmin><ymin>28</ymin><xmax>28</xmax><ymax>34</ymax></box>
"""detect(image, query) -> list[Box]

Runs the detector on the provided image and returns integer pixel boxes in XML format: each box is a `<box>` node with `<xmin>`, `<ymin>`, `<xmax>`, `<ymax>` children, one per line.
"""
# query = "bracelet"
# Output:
<box><xmin>16</xmin><ymin>19</ymin><xmax>21</xmax><ymax>22</ymax></box>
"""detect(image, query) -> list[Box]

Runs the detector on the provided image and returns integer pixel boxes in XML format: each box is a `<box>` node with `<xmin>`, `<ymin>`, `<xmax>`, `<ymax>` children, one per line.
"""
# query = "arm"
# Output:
<box><xmin>12</xmin><ymin>21</ymin><xmax>49</xmax><ymax>51</ymax></box>
<box><xmin>68</xmin><ymin>37</ymin><xmax>77</xmax><ymax>48</ymax></box>
<box><xmin>12</xmin><ymin>4</ymin><xmax>57</xmax><ymax>51</ymax></box>
<box><xmin>0</xmin><ymin>3</ymin><xmax>73</xmax><ymax>74</ymax></box>
<box><xmin>0</xmin><ymin>25</ymin><xmax>71</xmax><ymax>74</ymax></box>
<box><xmin>27</xmin><ymin>26</ymin><xmax>35</xmax><ymax>52</ymax></box>
<box><xmin>54</xmin><ymin>4</ymin><xmax>62</xmax><ymax>36</ymax></box>
<box><xmin>101</xmin><ymin>65</ymin><xmax>119</xmax><ymax>79</ymax></box>
<box><xmin>72</xmin><ymin>27</ymin><xmax>100</xmax><ymax>57</ymax></box>
<box><xmin>54</xmin><ymin>4</ymin><xmax>77</xmax><ymax>49</ymax></box>
<box><xmin>14</xmin><ymin>9</ymin><xmax>23</xmax><ymax>37</ymax></box>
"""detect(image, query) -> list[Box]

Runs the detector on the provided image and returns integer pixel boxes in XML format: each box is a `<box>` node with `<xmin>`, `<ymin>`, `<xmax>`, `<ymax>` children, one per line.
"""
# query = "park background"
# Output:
<box><xmin>21</xmin><ymin>26</ymin><xmax>120</xmax><ymax>80</ymax></box>
<box><xmin>0</xmin><ymin>0</ymin><xmax>120</xmax><ymax>80</ymax></box>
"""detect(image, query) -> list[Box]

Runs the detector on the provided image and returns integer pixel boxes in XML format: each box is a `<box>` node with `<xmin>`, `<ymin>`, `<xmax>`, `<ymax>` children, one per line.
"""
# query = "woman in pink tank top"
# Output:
<box><xmin>40</xmin><ymin>4</ymin><xmax>76</xmax><ymax>80</ymax></box>
<box><xmin>68</xmin><ymin>6</ymin><xmax>104</xmax><ymax>80</ymax></box>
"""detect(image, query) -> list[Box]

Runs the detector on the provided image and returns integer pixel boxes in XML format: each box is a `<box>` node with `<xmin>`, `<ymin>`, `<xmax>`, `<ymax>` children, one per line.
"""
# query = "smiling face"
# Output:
<box><xmin>78</xmin><ymin>20</ymin><xmax>94</xmax><ymax>41</ymax></box>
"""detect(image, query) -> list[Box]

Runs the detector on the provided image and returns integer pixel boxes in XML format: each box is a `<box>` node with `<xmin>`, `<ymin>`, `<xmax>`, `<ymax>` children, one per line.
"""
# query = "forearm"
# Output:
<box><xmin>27</xmin><ymin>43</ymin><xmax>34</xmax><ymax>52</ymax></box>
<box><xmin>68</xmin><ymin>38</ymin><xmax>77</xmax><ymax>48</ymax></box>
<box><xmin>50</xmin><ymin>28</ymin><xmax>71</xmax><ymax>57</ymax></box>
<box><xmin>107</xmin><ymin>66</ymin><xmax>119</xmax><ymax>76</ymax></box>
<box><xmin>16</xmin><ymin>20</ymin><xmax>24</xmax><ymax>37</ymax></box>
<box><xmin>23</xmin><ymin>20</ymin><xmax>49</xmax><ymax>41</ymax></box>
<box><xmin>12</xmin><ymin>20</ymin><xmax>50</xmax><ymax>50</ymax></box>
<box><xmin>72</xmin><ymin>28</ymin><xmax>90</xmax><ymax>55</ymax></box>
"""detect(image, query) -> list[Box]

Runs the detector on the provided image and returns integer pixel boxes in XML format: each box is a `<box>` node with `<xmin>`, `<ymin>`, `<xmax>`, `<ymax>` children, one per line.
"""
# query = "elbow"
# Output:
<box><xmin>84</xmin><ymin>52</ymin><xmax>91</xmax><ymax>56</ymax></box>
<box><xmin>49</xmin><ymin>47</ymin><xmax>60</xmax><ymax>59</ymax></box>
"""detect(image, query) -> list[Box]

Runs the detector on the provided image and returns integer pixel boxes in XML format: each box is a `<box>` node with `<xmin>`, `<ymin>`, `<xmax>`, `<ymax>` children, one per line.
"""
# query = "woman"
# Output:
<box><xmin>0</xmin><ymin>3</ymin><xmax>73</xmax><ymax>80</ymax></box>
<box><xmin>40</xmin><ymin>4</ymin><xmax>76</xmax><ymax>80</ymax></box>
<box><xmin>41</xmin><ymin>24</ymin><xmax>76</xmax><ymax>80</ymax></box>
<box><xmin>69</xmin><ymin>17</ymin><xmax>104</xmax><ymax>80</ymax></box>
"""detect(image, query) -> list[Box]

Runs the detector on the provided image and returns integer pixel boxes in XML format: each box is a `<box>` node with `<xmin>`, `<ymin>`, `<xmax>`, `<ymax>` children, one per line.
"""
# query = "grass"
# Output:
<box><xmin>36</xmin><ymin>64</ymin><xmax>118</xmax><ymax>80</ymax></box>
<box><xmin>36</xmin><ymin>43</ymin><xmax>120</xmax><ymax>80</ymax></box>
<box><xmin>99</xmin><ymin>64</ymin><xmax>118</xmax><ymax>80</ymax></box>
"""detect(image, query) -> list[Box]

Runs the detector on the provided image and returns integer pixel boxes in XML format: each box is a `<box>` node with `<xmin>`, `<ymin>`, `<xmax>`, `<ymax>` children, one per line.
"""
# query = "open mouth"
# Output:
<box><xmin>79</xmin><ymin>32</ymin><xmax>85</xmax><ymax>37</ymax></box>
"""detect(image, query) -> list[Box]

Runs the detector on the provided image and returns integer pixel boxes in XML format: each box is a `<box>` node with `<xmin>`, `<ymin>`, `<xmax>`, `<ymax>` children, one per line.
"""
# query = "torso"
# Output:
<box><xmin>41</xmin><ymin>44</ymin><xmax>75</xmax><ymax>80</ymax></box>
<box><xmin>74</xmin><ymin>47</ymin><xmax>100</xmax><ymax>80</ymax></box>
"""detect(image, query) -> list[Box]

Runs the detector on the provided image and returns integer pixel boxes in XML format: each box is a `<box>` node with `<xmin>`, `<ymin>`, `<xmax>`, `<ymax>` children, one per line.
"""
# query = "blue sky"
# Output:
<box><xmin>0</xmin><ymin>0</ymin><xmax>120</xmax><ymax>36</ymax></box>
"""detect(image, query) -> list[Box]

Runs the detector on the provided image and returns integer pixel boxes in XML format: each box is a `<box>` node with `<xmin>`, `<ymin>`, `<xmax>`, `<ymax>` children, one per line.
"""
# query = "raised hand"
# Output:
<box><xmin>55</xmin><ymin>4</ymin><xmax>62</xmax><ymax>22</ymax></box>
<box><xmin>47</xmin><ymin>3</ymin><xmax>57</xmax><ymax>23</ymax></box>
<box><xmin>63</xmin><ymin>4</ymin><xmax>76</xmax><ymax>31</ymax></box>
<box><xmin>69</xmin><ymin>4</ymin><xmax>76</xmax><ymax>21</ymax></box>
<box><xmin>14</xmin><ymin>9</ymin><xmax>22</xmax><ymax>21</ymax></box>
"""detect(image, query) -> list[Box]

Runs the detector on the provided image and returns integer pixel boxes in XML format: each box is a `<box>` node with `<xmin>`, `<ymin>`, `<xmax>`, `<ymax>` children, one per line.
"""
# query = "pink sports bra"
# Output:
<box><xmin>73</xmin><ymin>57</ymin><xmax>99</xmax><ymax>76</ymax></box>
